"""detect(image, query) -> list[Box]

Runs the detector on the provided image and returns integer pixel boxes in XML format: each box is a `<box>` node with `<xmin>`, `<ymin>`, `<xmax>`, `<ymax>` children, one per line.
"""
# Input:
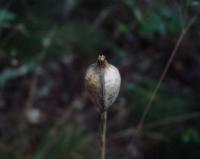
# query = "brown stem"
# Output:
<box><xmin>136</xmin><ymin>16</ymin><xmax>197</xmax><ymax>132</ymax></box>
<box><xmin>113</xmin><ymin>112</ymin><xmax>200</xmax><ymax>139</ymax></box>
<box><xmin>100</xmin><ymin>111</ymin><xmax>107</xmax><ymax>159</ymax></box>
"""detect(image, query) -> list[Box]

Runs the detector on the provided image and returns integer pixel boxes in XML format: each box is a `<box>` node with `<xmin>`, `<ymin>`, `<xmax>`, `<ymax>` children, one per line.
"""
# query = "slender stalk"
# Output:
<box><xmin>136</xmin><ymin>16</ymin><xmax>197</xmax><ymax>132</ymax></box>
<box><xmin>100</xmin><ymin>111</ymin><xmax>107</xmax><ymax>159</ymax></box>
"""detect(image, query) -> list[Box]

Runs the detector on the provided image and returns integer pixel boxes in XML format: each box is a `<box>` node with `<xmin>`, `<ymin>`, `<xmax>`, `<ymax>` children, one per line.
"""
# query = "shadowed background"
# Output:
<box><xmin>0</xmin><ymin>0</ymin><xmax>200</xmax><ymax>159</ymax></box>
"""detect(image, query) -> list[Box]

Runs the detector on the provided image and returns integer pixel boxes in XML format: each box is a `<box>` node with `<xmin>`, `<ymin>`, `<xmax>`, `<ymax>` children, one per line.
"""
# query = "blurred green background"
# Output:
<box><xmin>0</xmin><ymin>0</ymin><xmax>200</xmax><ymax>159</ymax></box>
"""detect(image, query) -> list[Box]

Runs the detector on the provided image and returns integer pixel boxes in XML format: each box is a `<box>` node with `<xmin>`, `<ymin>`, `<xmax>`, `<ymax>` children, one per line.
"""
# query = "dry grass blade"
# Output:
<box><xmin>113</xmin><ymin>112</ymin><xmax>200</xmax><ymax>139</ymax></box>
<box><xmin>136</xmin><ymin>16</ymin><xmax>197</xmax><ymax>132</ymax></box>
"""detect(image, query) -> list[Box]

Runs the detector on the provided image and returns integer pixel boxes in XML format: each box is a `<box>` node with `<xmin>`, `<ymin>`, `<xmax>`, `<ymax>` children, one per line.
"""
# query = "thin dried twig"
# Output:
<box><xmin>145</xmin><ymin>112</ymin><xmax>200</xmax><ymax>129</ymax></box>
<box><xmin>136</xmin><ymin>16</ymin><xmax>197</xmax><ymax>132</ymax></box>
<box><xmin>114</xmin><ymin>112</ymin><xmax>200</xmax><ymax>138</ymax></box>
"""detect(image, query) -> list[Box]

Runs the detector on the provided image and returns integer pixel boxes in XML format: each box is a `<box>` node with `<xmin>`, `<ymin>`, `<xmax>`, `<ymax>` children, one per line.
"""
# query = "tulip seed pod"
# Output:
<box><xmin>85</xmin><ymin>55</ymin><xmax>121</xmax><ymax>111</ymax></box>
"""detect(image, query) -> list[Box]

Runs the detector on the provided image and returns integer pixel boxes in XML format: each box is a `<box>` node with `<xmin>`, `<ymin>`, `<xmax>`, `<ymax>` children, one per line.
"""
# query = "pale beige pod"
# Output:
<box><xmin>85</xmin><ymin>55</ymin><xmax>121</xmax><ymax>111</ymax></box>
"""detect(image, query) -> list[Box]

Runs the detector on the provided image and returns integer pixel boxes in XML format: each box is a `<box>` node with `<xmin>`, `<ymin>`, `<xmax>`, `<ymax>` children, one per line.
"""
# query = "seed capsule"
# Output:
<box><xmin>85</xmin><ymin>55</ymin><xmax>121</xmax><ymax>111</ymax></box>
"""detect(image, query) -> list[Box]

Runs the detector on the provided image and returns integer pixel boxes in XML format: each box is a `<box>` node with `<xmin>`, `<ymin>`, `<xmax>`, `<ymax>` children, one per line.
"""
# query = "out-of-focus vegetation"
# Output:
<box><xmin>0</xmin><ymin>0</ymin><xmax>199</xmax><ymax>159</ymax></box>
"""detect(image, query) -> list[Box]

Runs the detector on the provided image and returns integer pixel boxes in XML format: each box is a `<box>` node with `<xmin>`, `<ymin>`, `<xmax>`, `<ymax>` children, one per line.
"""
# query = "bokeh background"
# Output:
<box><xmin>0</xmin><ymin>0</ymin><xmax>200</xmax><ymax>159</ymax></box>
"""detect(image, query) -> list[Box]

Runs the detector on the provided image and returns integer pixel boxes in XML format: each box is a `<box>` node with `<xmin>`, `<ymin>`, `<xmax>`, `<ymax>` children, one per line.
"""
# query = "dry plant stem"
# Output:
<box><xmin>145</xmin><ymin>112</ymin><xmax>200</xmax><ymax>129</ymax></box>
<box><xmin>100</xmin><ymin>110</ymin><xmax>107</xmax><ymax>159</ymax></box>
<box><xmin>136</xmin><ymin>17</ymin><xmax>197</xmax><ymax>132</ymax></box>
<box><xmin>113</xmin><ymin>112</ymin><xmax>200</xmax><ymax>138</ymax></box>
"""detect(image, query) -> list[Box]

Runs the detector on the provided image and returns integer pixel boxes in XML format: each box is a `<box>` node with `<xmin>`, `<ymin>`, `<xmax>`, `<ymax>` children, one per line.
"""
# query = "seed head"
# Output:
<box><xmin>85</xmin><ymin>55</ymin><xmax>121</xmax><ymax>111</ymax></box>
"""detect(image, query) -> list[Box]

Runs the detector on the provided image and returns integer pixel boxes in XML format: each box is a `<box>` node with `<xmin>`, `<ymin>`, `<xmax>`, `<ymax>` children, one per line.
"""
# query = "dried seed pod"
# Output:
<box><xmin>85</xmin><ymin>55</ymin><xmax>121</xmax><ymax>111</ymax></box>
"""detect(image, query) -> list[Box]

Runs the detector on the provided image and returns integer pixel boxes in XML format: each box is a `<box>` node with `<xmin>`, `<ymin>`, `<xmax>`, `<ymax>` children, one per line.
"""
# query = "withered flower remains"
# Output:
<box><xmin>85</xmin><ymin>55</ymin><xmax>121</xmax><ymax>111</ymax></box>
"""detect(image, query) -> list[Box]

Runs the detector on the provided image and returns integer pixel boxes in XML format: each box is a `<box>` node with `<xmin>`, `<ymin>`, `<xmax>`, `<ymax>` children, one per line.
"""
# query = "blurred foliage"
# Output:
<box><xmin>139</xmin><ymin>8</ymin><xmax>181</xmax><ymax>36</ymax></box>
<box><xmin>0</xmin><ymin>9</ymin><xmax>16</xmax><ymax>28</ymax></box>
<box><xmin>124</xmin><ymin>0</ymin><xmax>183</xmax><ymax>37</ymax></box>
<box><xmin>181</xmin><ymin>128</ymin><xmax>200</xmax><ymax>144</ymax></box>
<box><xmin>0</xmin><ymin>61</ymin><xmax>36</xmax><ymax>89</ymax></box>
<box><xmin>0</xmin><ymin>0</ymin><xmax>199</xmax><ymax>159</ymax></box>
<box><xmin>51</xmin><ymin>22</ymin><xmax>111</xmax><ymax>56</ymax></box>
<box><xmin>127</xmin><ymin>80</ymin><xmax>196</xmax><ymax>123</ymax></box>
<box><xmin>33</xmin><ymin>126</ymin><xmax>93</xmax><ymax>159</ymax></box>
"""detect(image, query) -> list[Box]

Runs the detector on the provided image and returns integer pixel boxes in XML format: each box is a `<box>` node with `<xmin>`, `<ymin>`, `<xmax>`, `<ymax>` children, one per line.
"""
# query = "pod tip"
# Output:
<box><xmin>98</xmin><ymin>55</ymin><xmax>106</xmax><ymax>62</ymax></box>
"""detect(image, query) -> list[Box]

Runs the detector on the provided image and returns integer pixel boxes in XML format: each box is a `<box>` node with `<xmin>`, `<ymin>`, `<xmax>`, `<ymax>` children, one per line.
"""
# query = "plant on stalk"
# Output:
<box><xmin>85</xmin><ymin>55</ymin><xmax>121</xmax><ymax>159</ymax></box>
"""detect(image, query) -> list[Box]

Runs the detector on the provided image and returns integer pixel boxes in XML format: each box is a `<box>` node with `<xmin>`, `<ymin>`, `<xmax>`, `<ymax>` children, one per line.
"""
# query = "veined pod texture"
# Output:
<box><xmin>85</xmin><ymin>55</ymin><xmax>121</xmax><ymax>111</ymax></box>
